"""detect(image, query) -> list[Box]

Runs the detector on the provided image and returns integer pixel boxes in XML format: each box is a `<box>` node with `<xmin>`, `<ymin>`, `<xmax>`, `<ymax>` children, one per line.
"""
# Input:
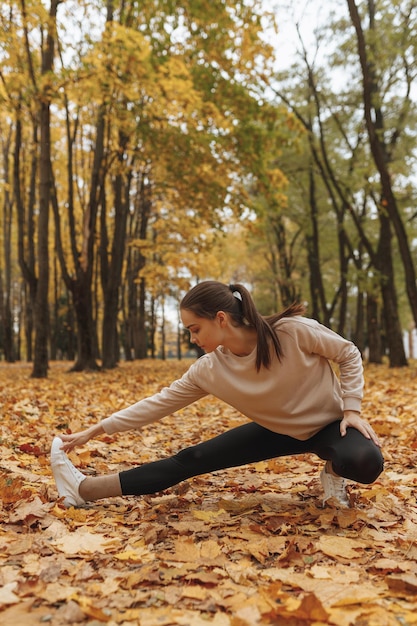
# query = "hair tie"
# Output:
<box><xmin>229</xmin><ymin>284</ymin><xmax>242</xmax><ymax>301</ymax></box>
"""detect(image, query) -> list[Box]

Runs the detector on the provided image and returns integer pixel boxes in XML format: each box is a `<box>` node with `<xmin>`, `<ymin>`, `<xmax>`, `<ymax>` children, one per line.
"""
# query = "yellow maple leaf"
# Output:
<box><xmin>192</xmin><ymin>508</ymin><xmax>226</xmax><ymax>522</ymax></box>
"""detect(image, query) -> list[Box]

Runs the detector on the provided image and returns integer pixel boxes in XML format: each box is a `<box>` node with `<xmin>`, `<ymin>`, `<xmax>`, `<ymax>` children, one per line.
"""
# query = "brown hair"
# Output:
<box><xmin>180</xmin><ymin>281</ymin><xmax>305</xmax><ymax>371</ymax></box>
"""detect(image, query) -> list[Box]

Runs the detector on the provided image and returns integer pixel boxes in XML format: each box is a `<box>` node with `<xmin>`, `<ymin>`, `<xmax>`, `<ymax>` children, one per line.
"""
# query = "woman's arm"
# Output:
<box><xmin>291</xmin><ymin>319</ymin><xmax>381</xmax><ymax>447</ymax></box>
<box><xmin>55</xmin><ymin>362</ymin><xmax>209</xmax><ymax>452</ymax></box>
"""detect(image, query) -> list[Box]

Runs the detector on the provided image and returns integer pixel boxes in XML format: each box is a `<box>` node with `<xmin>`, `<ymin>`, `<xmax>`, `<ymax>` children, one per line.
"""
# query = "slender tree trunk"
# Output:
<box><xmin>0</xmin><ymin>270</ymin><xmax>4</xmax><ymax>360</ymax></box>
<box><xmin>177</xmin><ymin>313</ymin><xmax>182</xmax><ymax>360</ymax></box>
<box><xmin>150</xmin><ymin>296</ymin><xmax>156</xmax><ymax>358</ymax></box>
<box><xmin>366</xmin><ymin>292</ymin><xmax>382</xmax><ymax>364</ymax></box>
<box><xmin>1</xmin><ymin>126</ymin><xmax>15</xmax><ymax>362</ymax></box>
<box><xmin>50</xmin><ymin>253</ymin><xmax>59</xmax><ymax>360</ymax></box>
<box><xmin>353</xmin><ymin>290</ymin><xmax>365</xmax><ymax>355</ymax></box>
<box><xmin>376</xmin><ymin>211</ymin><xmax>407</xmax><ymax>367</ymax></box>
<box><xmin>126</xmin><ymin>174</ymin><xmax>153</xmax><ymax>360</ymax></box>
<box><xmin>32</xmin><ymin>98</ymin><xmax>50</xmax><ymax>378</ymax></box>
<box><xmin>32</xmin><ymin>0</ymin><xmax>60</xmax><ymax>378</ymax></box>
<box><xmin>122</xmin><ymin>255</ymin><xmax>135</xmax><ymax>361</ymax></box>
<box><xmin>65</xmin><ymin>287</ymin><xmax>76</xmax><ymax>361</ymax></box>
<box><xmin>137</xmin><ymin>276</ymin><xmax>148</xmax><ymax>358</ymax></box>
<box><xmin>70</xmin><ymin>281</ymin><xmax>99</xmax><ymax>371</ymax></box>
<box><xmin>101</xmin><ymin>132</ymin><xmax>131</xmax><ymax>369</ymax></box>
<box><xmin>305</xmin><ymin>164</ymin><xmax>329</xmax><ymax>325</ymax></box>
<box><xmin>160</xmin><ymin>299</ymin><xmax>166</xmax><ymax>360</ymax></box>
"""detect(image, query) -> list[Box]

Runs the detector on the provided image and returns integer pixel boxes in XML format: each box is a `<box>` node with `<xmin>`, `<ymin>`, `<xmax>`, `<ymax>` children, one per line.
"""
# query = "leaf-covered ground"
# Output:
<box><xmin>0</xmin><ymin>360</ymin><xmax>416</xmax><ymax>626</ymax></box>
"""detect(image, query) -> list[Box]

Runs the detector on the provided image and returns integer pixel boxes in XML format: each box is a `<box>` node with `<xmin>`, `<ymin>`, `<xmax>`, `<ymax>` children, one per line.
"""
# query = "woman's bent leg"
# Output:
<box><xmin>119</xmin><ymin>422</ymin><xmax>310</xmax><ymax>496</ymax></box>
<box><xmin>307</xmin><ymin>421</ymin><xmax>384</xmax><ymax>483</ymax></box>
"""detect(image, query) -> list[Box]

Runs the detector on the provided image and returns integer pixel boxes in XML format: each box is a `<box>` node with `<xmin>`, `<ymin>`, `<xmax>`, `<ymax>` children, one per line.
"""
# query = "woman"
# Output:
<box><xmin>51</xmin><ymin>281</ymin><xmax>383</xmax><ymax>509</ymax></box>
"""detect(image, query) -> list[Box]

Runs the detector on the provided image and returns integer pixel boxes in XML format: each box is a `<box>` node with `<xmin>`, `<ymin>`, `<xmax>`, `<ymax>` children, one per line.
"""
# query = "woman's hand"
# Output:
<box><xmin>57</xmin><ymin>424</ymin><xmax>105</xmax><ymax>453</ymax></box>
<box><xmin>340</xmin><ymin>410</ymin><xmax>381</xmax><ymax>447</ymax></box>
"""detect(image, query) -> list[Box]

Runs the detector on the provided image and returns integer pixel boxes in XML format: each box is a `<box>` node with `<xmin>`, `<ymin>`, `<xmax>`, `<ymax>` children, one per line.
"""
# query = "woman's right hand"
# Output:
<box><xmin>57</xmin><ymin>423</ymin><xmax>105</xmax><ymax>453</ymax></box>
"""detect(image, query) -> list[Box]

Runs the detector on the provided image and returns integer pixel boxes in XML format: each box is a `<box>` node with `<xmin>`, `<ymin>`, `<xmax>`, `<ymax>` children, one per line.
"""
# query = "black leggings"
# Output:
<box><xmin>119</xmin><ymin>420</ymin><xmax>384</xmax><ymax>496</ymax></box>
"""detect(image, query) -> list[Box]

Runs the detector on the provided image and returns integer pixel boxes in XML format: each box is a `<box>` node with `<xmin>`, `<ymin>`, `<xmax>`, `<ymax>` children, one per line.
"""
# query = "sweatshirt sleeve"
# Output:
<box><xmin>100</xmin><ymin>366</ymin><xmax>208</xmax><ymax>435</ymax></box>
<box><xmin>309</xmin><ymin>320</ymin><xmax>364</xmax><ymax>412</ymax></box>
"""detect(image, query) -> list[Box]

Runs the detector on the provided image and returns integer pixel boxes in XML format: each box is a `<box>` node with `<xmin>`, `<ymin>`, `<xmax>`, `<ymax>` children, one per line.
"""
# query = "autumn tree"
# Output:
<box><xmin>346</xmin><ymin>0</ymin><xmax>417</xmax><ymax>327</ymax></box>
<box><xmin>265</xmin><ymin>1</ymin><xmax>416</xmax><ymax>365</ymax></box>
<box><xmin>50</xmin><ymin>0</ymin><xmax>282</xmax><ymax>370</ymax></box>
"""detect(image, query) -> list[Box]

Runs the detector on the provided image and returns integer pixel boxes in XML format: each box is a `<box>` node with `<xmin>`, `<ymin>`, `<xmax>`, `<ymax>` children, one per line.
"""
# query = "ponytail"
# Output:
<box><xmin>229</xmin><ymin>284</ymin><xmax>305</xmax><ymax>371</ymax></box>
<box><xmin>180</xmin><ymin>280</ymin><xmax>305</xmax><ymax>372</ymax></box>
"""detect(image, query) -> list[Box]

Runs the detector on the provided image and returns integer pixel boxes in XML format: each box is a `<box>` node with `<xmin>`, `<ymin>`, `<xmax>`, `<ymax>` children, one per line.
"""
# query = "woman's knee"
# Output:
<box><xmin>336</xmin><ymin>444</ymin><xmax>384</xmax><ymax>483</ymax></box>
<box><xmin>174</xmin><ymin>445</ymin><xmax>205</xmax><ymax>466</ymax></box>
<box><xmin>359</xmin><ymin>446</ymin><xmax>384</xmax><ymax>483</ymax></box>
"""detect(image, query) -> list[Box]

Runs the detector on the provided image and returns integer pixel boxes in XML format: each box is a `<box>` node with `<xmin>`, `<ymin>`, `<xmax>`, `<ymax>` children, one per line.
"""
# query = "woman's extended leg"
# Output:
<box><xmin>118</xmin><ymin>422</ymin><xmax>311</xmax><ymax>496</ymax></box>
<box><xmin>52</xmin><ymin>424</ymin><xmax>311</xmax><ymax>505</ymax></box>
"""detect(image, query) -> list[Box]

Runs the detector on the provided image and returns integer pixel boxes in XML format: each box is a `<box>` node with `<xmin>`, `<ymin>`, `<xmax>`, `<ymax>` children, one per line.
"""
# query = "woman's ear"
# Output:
<box><xmin>216</xmin><ymin>311</ymin><xmax>227</xmax><ymax>326</ymax></box>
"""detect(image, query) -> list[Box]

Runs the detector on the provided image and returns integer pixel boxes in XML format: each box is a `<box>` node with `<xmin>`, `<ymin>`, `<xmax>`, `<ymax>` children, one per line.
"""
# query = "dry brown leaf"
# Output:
<box><xmin>317</xmin><ymin>535</ymin><xmax>367</xmax><ymax>560</ymax></box>
<box><xmin>386</xmin><ymin>573</ymin><xmax>417</xmax><ymax>593</ymax></box>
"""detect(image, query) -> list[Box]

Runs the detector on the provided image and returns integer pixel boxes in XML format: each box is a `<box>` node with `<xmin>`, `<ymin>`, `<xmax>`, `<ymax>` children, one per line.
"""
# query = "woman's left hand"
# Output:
<box><xmin>340</xmin><ymin>411</ymin><xmax>381</xmax><ymax>447</ymax></box>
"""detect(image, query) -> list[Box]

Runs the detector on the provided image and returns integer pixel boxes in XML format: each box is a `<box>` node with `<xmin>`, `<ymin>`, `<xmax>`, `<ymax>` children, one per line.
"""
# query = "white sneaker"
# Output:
<box><xmin>320</xmin><ymin>466</ymin><xmax>350</xmax><ymax>508</ymax></box>
<box><xmin>50</xmin><ymin>437</ymin><xmax>86</xmax><ymax>507</ymax></box>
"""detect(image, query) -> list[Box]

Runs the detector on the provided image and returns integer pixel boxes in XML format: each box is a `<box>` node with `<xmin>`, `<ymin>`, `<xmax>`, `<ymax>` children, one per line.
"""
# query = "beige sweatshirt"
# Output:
<box><xmin>100</xmin><ymin>316</ymin><xmax>363</xmax><ymax>441</ymax></box>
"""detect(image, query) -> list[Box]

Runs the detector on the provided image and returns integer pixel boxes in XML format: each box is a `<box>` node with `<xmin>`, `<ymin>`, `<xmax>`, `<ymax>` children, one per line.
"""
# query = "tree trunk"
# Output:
<box><xmin>137</xmin><ymin>276</ymin><xmax>148</xmax><ymax>358</ymax></box>
<box><xmin>160</xmin><ymin>299</ymin><xmax>166</xmax><ymax>360</ymax></box>
<box><xmin>70</xmin><ymin>281</ymin><xmax>99</xmax><ymax>371</ymax></box>
<box><xmin>125</xmin><ymin>174</ymin><xmax>153</xmax><ymax>360</ymax></box>
<box><xmin>1</xmin><ymin>126</ymin><xmax>15</xmax><ymax>362</ymax></box>
<box><xmin>32</xmin><ymin>0</ymin><xmax>60</xmax><ymax>378</ymax></box>
<box><xmin>177</xmin><ymin>313</ymin><xmax>182</xmax><ymax>360</ymax></box>
<box><xmin>353</xmin><ymin>290</ymin><xmax>365</xmax><ymax>355</ymax></box>
<box><xmin>305</xmin><ymin>164</ymin><xmax>330</xmax><ymax>325</ymax></box>
<box><xmin>31</xmin><ymin>95</ymin><xmax>50</xmax><ymax>378</ymax></box>
<box><xmin>101</xmin><ymin>132</ymin><xmax>131</xmax><ymax>369</ymax></box>
<box><xmin>376</xmin><ymin>211</ymin><xmax>407</xmax><ymax>367</ymax></box>
<box><xmin>366</xmin><ymin>293</ymin><xmax>382</xmax><ymax>364</ymax></box>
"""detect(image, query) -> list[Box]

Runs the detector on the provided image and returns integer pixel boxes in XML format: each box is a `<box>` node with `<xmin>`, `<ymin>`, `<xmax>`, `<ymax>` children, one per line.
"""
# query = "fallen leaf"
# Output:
<box><xmin>0</xmin><ymin>582</ymin><xmax>19</xmax><ymax>607</ymax></box>
<box><xmin>317</xmin><ymin>535</ymin><xmax>367</xmax><ymax>560</ymax></box>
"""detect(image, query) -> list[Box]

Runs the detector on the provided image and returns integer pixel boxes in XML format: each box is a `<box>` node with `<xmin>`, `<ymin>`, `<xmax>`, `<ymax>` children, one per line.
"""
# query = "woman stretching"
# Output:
<box><xmin>51</xmin><ymin>281</ymin><xmax>383</xmax><ymax>509</ymax></box>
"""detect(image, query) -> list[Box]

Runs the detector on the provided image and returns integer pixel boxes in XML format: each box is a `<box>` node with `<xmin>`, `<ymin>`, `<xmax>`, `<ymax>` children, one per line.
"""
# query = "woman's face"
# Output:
<box><xmin>181</xmin><ymin>309</ymin><xmax>226</xmax><ymax>353</ymax></box>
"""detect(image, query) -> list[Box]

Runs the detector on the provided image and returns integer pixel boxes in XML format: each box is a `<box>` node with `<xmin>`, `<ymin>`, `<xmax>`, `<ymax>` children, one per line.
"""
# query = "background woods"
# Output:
<box><xmin>1</xmin><ymin>0</ymin><xmax>417</xmax><ymax>375</ymax></box>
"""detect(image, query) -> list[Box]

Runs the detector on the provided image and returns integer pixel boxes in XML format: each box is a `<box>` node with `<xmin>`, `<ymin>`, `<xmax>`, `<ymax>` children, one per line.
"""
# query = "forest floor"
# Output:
<box><xmin>0</xmin><ymin>359</ymin><xmax>416</xmax><ymax>626</ymax></box>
